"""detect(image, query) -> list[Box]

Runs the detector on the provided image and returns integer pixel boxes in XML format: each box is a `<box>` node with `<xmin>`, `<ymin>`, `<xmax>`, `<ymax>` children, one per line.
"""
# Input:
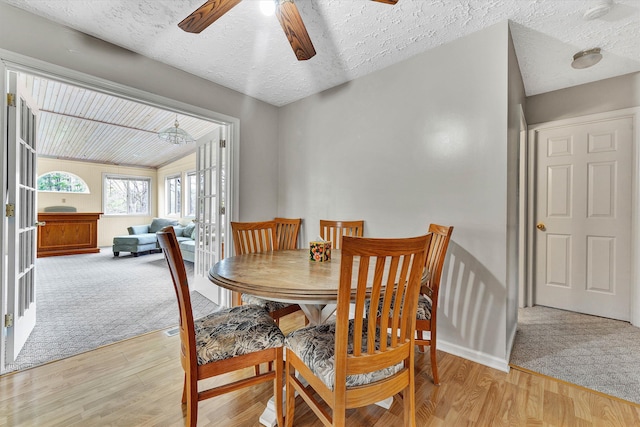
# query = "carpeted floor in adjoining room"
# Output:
<box><xmin>510</xmin><ymin>305</ymin><xmax>640</xmax><ymax>405</ymax></box>
<box><xmin>5</xmin><ymin>248</ymin><xmax>218</xmax><ymax>373</ymax></box>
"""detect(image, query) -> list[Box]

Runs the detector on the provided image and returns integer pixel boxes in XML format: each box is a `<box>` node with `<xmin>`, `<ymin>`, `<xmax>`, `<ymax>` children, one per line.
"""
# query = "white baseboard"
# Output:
<box><xmin>438</xmin><ymin>340</ymin><xmax>510</xmax><ymax>373</ymax></box>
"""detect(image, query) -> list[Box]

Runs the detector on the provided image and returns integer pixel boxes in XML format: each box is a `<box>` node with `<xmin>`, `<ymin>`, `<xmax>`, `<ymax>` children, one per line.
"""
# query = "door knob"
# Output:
<box><xmin>35</xmin><ymin>221</ymin><xmax>46</xmax><ymax>227</ymax></box>
<box><xmin>536</xmin><ymin>223</ymin><xmax>546</xmax><ymax>231</ymax></box>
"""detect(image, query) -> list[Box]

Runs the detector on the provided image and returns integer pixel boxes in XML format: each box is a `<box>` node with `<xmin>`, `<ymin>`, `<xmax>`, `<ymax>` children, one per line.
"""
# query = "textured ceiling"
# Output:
<box><xmin>2</xmin><ymin>0</ymin><xmax>639</xmax><ymax>107</ymax></box>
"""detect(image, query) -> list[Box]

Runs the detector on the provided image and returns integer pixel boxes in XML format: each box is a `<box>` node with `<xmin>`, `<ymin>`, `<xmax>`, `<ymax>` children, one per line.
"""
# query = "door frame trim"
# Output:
<box><xmin>0</xmin><ymin>48</ymin><xmax>240</xmax><ymax>373</ymax></box>
<box><xmin>526</xmin><ymin>107</ymin><xmax>640</xmax><ymax>327</ymax></box>
<box><xmin>0</xmin><ymin>55</ymin><xmax>7</xmax><ymax>373</ymax></box>
<box><xmin>517</xmin><ymin>104</ymin><xmax>529</xmax><ymax>308</ymax></box>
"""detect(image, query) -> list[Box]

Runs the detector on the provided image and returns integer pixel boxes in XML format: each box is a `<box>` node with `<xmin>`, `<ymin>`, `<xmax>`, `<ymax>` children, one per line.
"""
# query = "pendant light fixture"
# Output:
<box><xmin>158</xmin><ymin>115</ymin><xmax>195</xmax><ymax>145</ymax></box>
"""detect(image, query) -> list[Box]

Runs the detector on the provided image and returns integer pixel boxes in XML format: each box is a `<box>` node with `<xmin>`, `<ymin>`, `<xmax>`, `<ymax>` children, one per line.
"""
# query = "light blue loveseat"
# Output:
<box><xmin>174</xmin><ymin>222</ymin><xmax>196</xmax><ymax>262</ymax></box>
<box><xmin>112</xmin><ymin>218</ymin><xmax>196</xmax><ymax>261</ymax></box>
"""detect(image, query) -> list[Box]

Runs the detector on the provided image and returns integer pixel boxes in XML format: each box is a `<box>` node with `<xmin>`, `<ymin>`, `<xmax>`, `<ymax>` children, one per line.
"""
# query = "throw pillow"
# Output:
<box><xmin>149</xmin><ymin>217</ymin><xmax>178</xmax><ymax>233</ymax></box>
<box><xmin>183</xmin><ymin>223</ymin><xmax>196</xmax><ymax>239</ymax></box>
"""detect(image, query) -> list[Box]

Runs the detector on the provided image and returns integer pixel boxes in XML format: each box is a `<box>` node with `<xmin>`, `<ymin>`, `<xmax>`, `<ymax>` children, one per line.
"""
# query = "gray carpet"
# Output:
<box><xmin>5</xmin><ymin>248</ymin><xmax>218</xmax><ymax>372</ymax></box>
<box><xmin>510</xmin><ymin>306</ymin><xmax>640</xmax><ymax>405</ymax></box>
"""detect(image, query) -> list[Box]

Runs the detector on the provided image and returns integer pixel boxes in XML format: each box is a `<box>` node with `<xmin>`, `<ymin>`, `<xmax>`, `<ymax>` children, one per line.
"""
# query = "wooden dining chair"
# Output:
<box><xmin>231</xmin><ymin>220</ymin><xmax>278</xmax><ymax>254</ymax></box>
<box><xmin>231</xmin><ymin>221</ymin><xmax>303</xmax><ymax>324</ymax></box>
<box><xmin>157</xmin><ymin>226</ymin><xmax>284</xmax><ymax>427</ymax></box>
<box><xmin>319</xmin><ymin>219</ymin><xmax>364</xmax><ymax>250</ymax></box>
<box><xmin>274</xmin><ymin>217</ymin><xmax>302</xmax><ymax>250</ymax></box>
<box><xmin>284</xmin><ymin>234</ymin><xmax>431</xmax><ymax>427</ymax></box>
<box><xmin>416</xmin><ymin>223</ymin><xmax>454</xmax><ymax>385</ymax></box>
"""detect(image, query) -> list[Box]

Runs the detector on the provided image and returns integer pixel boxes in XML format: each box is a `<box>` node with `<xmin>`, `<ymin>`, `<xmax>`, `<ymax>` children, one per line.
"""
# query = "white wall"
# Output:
<box><xmin>526</xmin><ymin>72</ymin><xmax>640</xmax><ymax>125</ymax></box>
<box><xmin>0</xmin><ymin>2</ymin><xmax>279</xmax><ymax>222</ymax></box>
<box><xmin>277</xmin><ymin>22</ymin><xmax>518</xmax><ymax>369</ymax></box>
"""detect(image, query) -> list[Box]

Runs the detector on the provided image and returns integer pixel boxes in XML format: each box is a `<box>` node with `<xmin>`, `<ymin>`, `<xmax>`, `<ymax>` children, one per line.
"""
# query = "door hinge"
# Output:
<box><xmin>219</xmin><ymin>206</ymin><xmax>226</xmax><ymax>215</ymax></box>
<box><xmin>7</xmin><ymin>93</ymin><xmax>16</xmax><ymax>107</ymax></box>
<box><xmin>220</xmin><ymin>139</ymin><xmax>226</xmax><ymax>148</ymax></box>
<box><xmin>5</xmin><ymin>314</ymin><xmax>13</xmax><ymax>328</ymax></box>
<box><xmin>6</xmin><ymin>203</ymin><xmax>15</xmax><ymax>217</ymax></box>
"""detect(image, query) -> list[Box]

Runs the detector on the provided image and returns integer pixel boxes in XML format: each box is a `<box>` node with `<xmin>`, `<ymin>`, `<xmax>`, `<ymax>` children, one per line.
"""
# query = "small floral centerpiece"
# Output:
<box><xmin>309</xmin><ymin>240</ymin><xmax>331</xmax><ymax>262</ymax></box>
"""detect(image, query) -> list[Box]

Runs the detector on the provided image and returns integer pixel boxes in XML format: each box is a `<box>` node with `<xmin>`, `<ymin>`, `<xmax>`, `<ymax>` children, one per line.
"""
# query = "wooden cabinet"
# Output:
<box><xmin>37</xmin><ymin>212</ymin><xmax>102</xmax><ymax>257</ymax></box>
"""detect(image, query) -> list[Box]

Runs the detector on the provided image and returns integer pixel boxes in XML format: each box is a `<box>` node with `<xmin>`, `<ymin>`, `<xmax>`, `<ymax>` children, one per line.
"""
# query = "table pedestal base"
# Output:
<box><xmin>259</xmin><ymin>378</ymin><xmax>394</xmax><ymax>427</ymax></box>
<box><xmin>299</xmin><ymin>303</ymin><xmax>336</xmax><ymax>325</ymax></box>
<box><xmin>259</xmin><ymin>392</ymin><xmax>283</xmax><ymax>427</ymax></box>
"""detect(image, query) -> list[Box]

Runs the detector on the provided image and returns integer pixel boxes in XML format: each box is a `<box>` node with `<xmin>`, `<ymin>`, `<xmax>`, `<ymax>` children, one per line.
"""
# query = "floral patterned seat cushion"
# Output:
<box><xmin>241</xmin><ymin>293</ymin><xmax>296</xmax><ymax>313</ymax></box>
<box><xmin>285</xmin><ymin>320</ymin><xmax>402</xmax><ymax>391</ymax></box>
<box><xmin>194</xmin><ymin>305</ymin><xmax>284</xmax><ymax>365</ymax></box>
<box><xmin>365</xmin><ymin>294</ymin><xmax>432</xmax><ymax>321</ymax></box>
<box><xmin>416</xmin><ymin>295</ymin><xmax>432</xmax><ymax>321</ymax></box>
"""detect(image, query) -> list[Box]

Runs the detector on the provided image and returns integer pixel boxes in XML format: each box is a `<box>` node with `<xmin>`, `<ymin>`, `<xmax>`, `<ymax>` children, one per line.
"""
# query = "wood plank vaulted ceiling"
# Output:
<box><xmin>27</xmin><ymin>76</ymin><xmax>220</xmax><ymax>169</ymax></box>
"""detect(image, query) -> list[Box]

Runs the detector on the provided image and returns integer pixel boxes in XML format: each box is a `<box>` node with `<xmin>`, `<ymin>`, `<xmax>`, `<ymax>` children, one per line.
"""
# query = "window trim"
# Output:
<box><xmin>165</xmin><ymin>173</ymin><xmax>182</xmax><ymax>217</ymax></box>
<box><xmin>185</xmin><ymin>170</ymin><xmax>197</xmax><ymax>218</ymax></box>
<box><xmin>102</xmin><ymin>173</ymin><xmax>152</xmax><ymax>217</ymax></box>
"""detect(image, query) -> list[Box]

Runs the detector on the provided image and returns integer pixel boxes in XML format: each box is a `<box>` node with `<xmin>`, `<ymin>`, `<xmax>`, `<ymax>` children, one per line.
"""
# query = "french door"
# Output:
<box><xmin>190</xmin><ymin>125</ymin><xmax>231</xmax><ymax>306</ymax></box>
<box><xmin>3</xmin><ymin>70</ymin><xmax>39</xmax><ymax>365</ymax></box>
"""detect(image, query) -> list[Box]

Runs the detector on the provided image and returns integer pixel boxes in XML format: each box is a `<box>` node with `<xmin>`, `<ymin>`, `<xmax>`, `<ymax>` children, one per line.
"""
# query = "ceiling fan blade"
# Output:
<box><xmin>371</xmin><ymin>0</ymin><xmax>399</xmax><ymax>4</ymax></box>
<box><xmin>275</xmin><ymin>0</ymin><xmax>316</xmax><ymax>61</ymax></box>
<box><xmin>178</xmin><ymin>0</ymin><xmax>242</xmax><ymax>33</ymax></box>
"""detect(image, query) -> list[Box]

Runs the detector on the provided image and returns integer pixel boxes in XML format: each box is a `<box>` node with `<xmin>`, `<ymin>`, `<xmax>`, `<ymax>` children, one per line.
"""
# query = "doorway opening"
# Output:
<box><xmin>1</xmin><ymin>63</ymin><xmax>236</xmax><ymax>374</ymax></box>
<box><xmin>524</xmin><ymin>108</ymin><xmax>640</xmax><ymax>323</ymax></box>
<box><xmin>511</xmin><ymin>107</ymin><xmax>640</xmax><ymax>404</ymax></box>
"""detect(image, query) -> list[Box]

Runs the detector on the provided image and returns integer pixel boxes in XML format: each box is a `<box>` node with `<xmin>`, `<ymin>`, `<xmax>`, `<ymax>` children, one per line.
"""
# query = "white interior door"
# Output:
<box><xmin>534</xmin><ymin>116</ymin><xmax>633</xmax><ymax>321</ymax></box>
<box><xmin>190</xmin><ymin>125</ymin><xmax>230</xmax><ymax>306</ymax></box>
<box><xmin>5</xmin><ymin>71</ymin><xmax>39</xmax><ymax>362</ymax></box>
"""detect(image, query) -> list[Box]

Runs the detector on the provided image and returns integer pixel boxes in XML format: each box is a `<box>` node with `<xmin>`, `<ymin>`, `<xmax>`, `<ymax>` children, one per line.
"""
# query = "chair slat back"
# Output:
<box><xmin>319</xmin><ymin>219</ymin><xmax>364</xmax><ymax>250</ymax></box>
<box><xmin>274</xmin><ymin>217</ymin><xmax>301</xmax><ymax>250</ymax></box>
<box><xmin>336</xmin><ymin>234</ymin><xmax>430</xmax><ymax>380</ymax></box>
<box><xmin>157</xmin><ymin>226</ymin><xmax>197</xmax><ymax>368</ymax></box>
<box><xmin>421</xmin><ymin>224</ymin><xmax>454</xmax><ymax>302</ymax></box>
<box><xmin>231</xmin><ymin>221</ymin><xmax>277</xmax><ymax>255</ymax></box>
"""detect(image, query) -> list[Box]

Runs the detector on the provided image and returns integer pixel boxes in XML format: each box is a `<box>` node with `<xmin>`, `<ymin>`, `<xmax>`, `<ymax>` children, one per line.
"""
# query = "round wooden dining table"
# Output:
<box><xmin>208</xmin><ymin>247</ymin><xmax>419</xmax><ymax>426</ymax></box>
<box><xmin>208</xmin><ymin>249</ymin><xmax>347</xmax><ymax>324</ymax></box>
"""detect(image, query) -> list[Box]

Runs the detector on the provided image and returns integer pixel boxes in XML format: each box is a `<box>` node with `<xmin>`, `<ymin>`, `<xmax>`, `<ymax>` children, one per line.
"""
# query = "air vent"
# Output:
<box><xmin>164</xmin><ymin>327</ymin><xmax>180</xmax><ymax>337</ymax></box>
<box><xmin>583</xmin><ymin>1</ymin><xmax>612</xmax><ymax>20</ymax></box>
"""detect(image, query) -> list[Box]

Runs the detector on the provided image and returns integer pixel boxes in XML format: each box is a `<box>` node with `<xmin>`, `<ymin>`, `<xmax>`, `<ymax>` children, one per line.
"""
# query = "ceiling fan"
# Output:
<box><xmin>179</xmin><ymin>0</ymin><xmax>399</xmax><ymax>61</ymax></box>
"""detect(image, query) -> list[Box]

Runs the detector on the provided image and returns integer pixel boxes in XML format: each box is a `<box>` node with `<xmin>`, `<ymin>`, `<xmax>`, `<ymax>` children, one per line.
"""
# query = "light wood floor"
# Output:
<box><xmin>1</xmin><ymin>312</ymin><xmax>639</xmax><ymax>426</ymax></box>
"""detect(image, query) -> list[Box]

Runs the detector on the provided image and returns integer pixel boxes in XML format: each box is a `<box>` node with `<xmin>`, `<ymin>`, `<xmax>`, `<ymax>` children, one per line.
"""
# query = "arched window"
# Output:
<box><xmin>37</xmin><ymin>171</ymin><xmax>90</xmax><ymax>193</ymax></box>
